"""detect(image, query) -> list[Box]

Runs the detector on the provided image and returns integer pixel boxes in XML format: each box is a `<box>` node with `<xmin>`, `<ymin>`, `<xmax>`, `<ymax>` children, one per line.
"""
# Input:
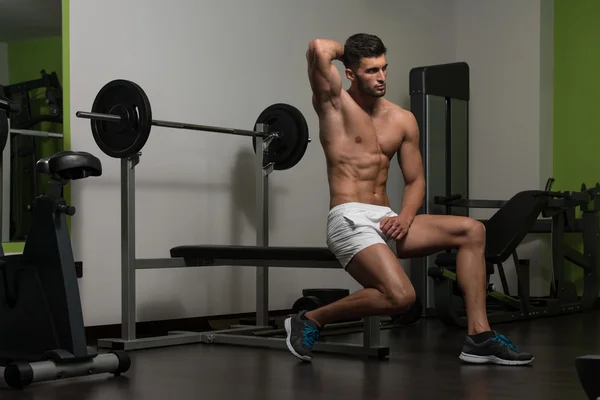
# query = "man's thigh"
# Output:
<box><xmin>395</xmin><ymin>214</ymin><xmax>480</xmax><ymax>259</ymax></box>
<box><xmin>346</xmin><ymin>243</ymin><xmax>411</xmax><ymax>293</ymax></box>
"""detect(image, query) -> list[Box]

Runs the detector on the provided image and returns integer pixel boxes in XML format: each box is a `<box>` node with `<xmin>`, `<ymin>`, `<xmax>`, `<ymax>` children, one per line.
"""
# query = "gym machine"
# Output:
<box><xmin>0</xmin><ymin>93</ymin><xmax>130</xmax><ymax>389</ymax></box>
<box><xmin>2</xmin><ymin>70</ymin><xmax>63</xmax><ymax>129</ymax></box>
<box><xmin>431</xmin><ymin>182</ymin><xmax>600</xmax><ymax>327</ymax></box>
<box><xmin>0</xmin><ymin>98</ymin><xmax>64</xmax><ymax>242</ymax></box>
<box><xmin>409</xmin><ymin>62</ymin><xmax>600</xmax><ymax>326</ymax></box>
<box><xmin>409</xmin><ymin>62</ymin><xmax>470</xmax><ymax>315</ymax></box>
<box><xmin>2</xmin><ymin>70</ymin><xmax>64</xmax><ymax>242</ymax></box>
<box><xmin>76</xmin><ymin>79</ymin><xmax>394</xmax><ymax>358</ymax></box>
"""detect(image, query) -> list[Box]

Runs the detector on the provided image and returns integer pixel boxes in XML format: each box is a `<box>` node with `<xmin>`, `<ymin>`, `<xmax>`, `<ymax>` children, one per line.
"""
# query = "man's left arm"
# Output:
<box><xmin>380</xmin><ymin>111</ymin><xmax>426</xmax><ymax>240</ymax></box>
<box><xmin>397</xmin><ymin>112</ymin><xmax>426</xmax><ymax>222</ymax></box>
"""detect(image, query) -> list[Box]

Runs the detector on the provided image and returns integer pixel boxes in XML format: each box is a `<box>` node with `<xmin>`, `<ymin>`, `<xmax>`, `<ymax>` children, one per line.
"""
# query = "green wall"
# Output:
<box><xmin>553</xmin><ymin>1</ymin><xmax>600</xmax><ymax>191</ymax></box>
<box><xmin>7</xmin><ymin>36</ymin><xmax>62</xmax><ymax>84</ymax></box>
<box><xmin>553</xmin><ymin>0</ymin><xmax>600</xmax><ymax>290</ymax></box>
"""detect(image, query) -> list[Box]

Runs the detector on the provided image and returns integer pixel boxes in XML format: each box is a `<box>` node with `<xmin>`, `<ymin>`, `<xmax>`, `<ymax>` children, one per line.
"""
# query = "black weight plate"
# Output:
<box><xmin>391</xmin><ymin>296</ymin><xmax>422</xmax><ymax>326</ymax></box>
<box><xmin>90</xmin><ymin>80</ymin><xmax>152</xmax><ymax>158</ymax></box>
<box><xmin>0</xmin><ymin>111</ymin><xmax>8</xmax><ymax>153</ymax></box>
<box><xmin>302</xmin><ymin>288</ymin><xmax>350</xmax><ymax>305</ymax></box>
<box><xmin>292</xmin><ymin>296</ymin><xmax>323</xmax><ymax>314</ymax></box>
<box><xmin>253</xmin><ymin>103</ymin><xmax>309</xmax><ymax>170</ymax></box>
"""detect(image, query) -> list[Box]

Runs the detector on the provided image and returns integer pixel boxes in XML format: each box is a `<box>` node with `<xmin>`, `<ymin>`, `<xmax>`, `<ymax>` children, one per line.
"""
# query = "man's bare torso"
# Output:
<box><xmin>315</xmin><ymin>89</ymin><xmax>408</xmax><ymax>209</ymax></box>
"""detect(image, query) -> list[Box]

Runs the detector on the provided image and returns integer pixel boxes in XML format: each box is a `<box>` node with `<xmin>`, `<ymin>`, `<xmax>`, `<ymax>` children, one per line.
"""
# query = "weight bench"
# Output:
<box><xmin>97</xmin><ymin>244</ymin><xmax>389</xmax><ymax>358</ymax></box>
<box><xmin>95</xmin><ymin>150</ymin><xmax>391</xmax><ymax>359</ymax></box>
<box><xmin>171</xmin><ymin>245</ymin><xmax>338</xmax><ymax>267</ymax></box>
<box><xmin>163</xmin><ymin>245</ymin><xmax>389</xmax><ymax>358</ymax></box>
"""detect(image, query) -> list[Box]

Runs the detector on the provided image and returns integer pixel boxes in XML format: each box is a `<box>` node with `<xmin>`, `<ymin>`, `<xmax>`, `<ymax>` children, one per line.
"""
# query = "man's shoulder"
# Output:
<box><xmin>384</xmin><ymin>101</ymin><xmax>418</xmax><ymax>133</ymax></box>
<box><xmin>386</xmin><ymin>102</ymin><xmax>415</xmax><ymax>120</ymax></box>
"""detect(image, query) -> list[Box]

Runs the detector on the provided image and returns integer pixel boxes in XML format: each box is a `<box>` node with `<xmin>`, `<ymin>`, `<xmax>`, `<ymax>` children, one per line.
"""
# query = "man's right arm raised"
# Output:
<box><xmin>306</xmin><ymin>39</ymin><xmax>344</xmax><ymax>108</ymax></box>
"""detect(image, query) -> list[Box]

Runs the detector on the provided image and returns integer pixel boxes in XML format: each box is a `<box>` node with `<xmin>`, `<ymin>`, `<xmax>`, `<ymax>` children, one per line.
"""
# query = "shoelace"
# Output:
<box><xmin>492</xmin><ymin>334</ymin><xmax>518</xmax><ymax>351</ymax></box>
<box><xmin>302</xmin><ymin>324</ymin><xmax>320</xmax><ymax>348</ymax></box>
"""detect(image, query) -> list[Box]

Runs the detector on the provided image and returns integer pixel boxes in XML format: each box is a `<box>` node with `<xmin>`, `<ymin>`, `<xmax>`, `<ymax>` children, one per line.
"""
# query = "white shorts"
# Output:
<box><xmin>326</xmin><ymin>202</ymin><xmax>398</xmax><ymax>269</ymax></box>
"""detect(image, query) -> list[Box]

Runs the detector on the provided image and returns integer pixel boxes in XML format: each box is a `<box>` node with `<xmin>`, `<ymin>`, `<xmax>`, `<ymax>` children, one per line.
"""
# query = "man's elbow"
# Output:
<box><xmin>406</xmin><ymin>176</ymin><xmax>426</xmax><ymax>191</ymax></box>
<box><xmin>308</xmin><ymin>39</ymin><xmax>326</xmax><ymax>59</ymax></box>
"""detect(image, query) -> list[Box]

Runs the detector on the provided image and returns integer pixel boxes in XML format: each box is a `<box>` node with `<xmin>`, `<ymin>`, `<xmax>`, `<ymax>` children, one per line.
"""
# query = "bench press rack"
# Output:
<box><xmin>97</xmin><ymin>128</ymin><xmax>390</xmax><ymax>359</ymax></box>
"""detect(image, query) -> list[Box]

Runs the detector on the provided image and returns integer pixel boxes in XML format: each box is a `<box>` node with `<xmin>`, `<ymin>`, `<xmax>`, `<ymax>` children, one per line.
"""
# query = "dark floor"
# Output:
<box><xmin>2</xmin><ymin>310</ymin><xmax>599</xmax><ymax>400</ymax></box>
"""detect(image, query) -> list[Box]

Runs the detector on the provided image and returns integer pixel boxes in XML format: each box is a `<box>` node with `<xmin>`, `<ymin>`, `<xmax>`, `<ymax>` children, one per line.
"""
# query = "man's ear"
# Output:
<box><xmin>345</xmin><ymin>68</ymin><xmax>355</xmax><ymax>82</ymax></box>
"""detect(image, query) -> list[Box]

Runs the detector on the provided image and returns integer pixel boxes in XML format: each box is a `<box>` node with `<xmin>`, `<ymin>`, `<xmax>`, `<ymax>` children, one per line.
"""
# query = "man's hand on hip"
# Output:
<box><xmin>380</xmin><ymin>213</ymin><xmax>414</xmax><ymax>240</ymax></box>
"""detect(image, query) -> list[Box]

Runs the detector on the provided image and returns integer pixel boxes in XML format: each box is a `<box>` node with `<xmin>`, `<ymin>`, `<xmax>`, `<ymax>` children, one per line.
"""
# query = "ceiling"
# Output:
<box><xmin>0</xmin><ymin>0</ymin><xmax>62</xmax><ymax>43</ymax></box>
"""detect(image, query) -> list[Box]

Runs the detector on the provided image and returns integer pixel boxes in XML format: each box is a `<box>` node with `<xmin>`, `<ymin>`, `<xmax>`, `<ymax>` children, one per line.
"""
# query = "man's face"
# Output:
<box><xmin>347</xmin><ymin>55</ymin><xmax>388</xmax><ymax>98</ymax></box>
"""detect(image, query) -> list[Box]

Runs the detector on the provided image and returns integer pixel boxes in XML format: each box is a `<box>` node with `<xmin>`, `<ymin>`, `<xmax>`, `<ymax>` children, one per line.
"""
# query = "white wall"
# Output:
<box><xmin>455</xmin><ymin>0</ymin><xmax>554</xmax><ymax>295</ymax></box>
<box><xmin>70</xmin><ymin>0</ymin><xmax>458</xmax><ymax>326</ymax></box>
<box><xmin>0</xmin><ymin>43</ymin><xmax>8</xmax><ymax>85</ymax></box>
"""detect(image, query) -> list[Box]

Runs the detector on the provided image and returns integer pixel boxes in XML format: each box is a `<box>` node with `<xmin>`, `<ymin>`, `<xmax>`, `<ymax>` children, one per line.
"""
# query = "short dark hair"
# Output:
<box><xmin>343</xmin><ymin>33</ymin><xmax>387</xmax><ymax>70</ymax></box>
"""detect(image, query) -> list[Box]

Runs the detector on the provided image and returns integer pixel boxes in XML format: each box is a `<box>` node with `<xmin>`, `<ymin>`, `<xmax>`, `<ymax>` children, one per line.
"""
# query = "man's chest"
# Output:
<box><xmin>371</xmin><ymin>117</ymin><xmax>404</xmax><ymax>158</ymax></box>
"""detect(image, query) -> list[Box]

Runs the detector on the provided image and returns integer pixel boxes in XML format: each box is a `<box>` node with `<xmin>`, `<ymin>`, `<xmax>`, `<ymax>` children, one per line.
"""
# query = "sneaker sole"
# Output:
<box><xmin>459</xmin><ymin>352</ymin><xmax>534</xmax><ymax>366</ymax></box>
<box><xmin>284</xmin><ymin>318</ymin><xmax>312</xmax><ymax>362</ymax></box>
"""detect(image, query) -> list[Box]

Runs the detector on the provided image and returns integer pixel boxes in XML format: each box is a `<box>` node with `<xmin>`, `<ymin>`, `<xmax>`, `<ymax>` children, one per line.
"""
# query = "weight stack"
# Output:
<box><xmin>408</xmin><ymin>62</ymin><xmax>470</xmax><ymax>316</ymax></box>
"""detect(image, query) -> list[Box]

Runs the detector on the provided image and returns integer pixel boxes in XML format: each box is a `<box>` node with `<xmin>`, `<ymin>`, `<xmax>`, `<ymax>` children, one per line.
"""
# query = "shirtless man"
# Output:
<box><xmin>283</xmin><ymin>33</ymin><xmax>533</xmax><ymax>366</ymax></box>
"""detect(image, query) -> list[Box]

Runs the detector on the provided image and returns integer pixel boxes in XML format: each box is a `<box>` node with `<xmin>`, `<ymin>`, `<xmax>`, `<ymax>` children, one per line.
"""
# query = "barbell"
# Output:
<box><xmin>75</xmin><ymin>80</ymin><xmax>310</xmax><ymax>170</ymax></box>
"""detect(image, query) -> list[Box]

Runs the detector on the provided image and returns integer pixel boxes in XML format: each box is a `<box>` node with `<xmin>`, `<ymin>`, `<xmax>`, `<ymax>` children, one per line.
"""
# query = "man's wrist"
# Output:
<box><xmin>333</xmin><ymin>42</ymin><xmax>344</xmax><ymax>61</ymax></box>
<box><xmin>399</xmin><ymin>208</ymin><xmax>416</xmax><ymax>221</ymax></box>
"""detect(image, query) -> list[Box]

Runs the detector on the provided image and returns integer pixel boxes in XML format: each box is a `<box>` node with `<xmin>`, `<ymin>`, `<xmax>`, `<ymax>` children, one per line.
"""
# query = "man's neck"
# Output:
<box><xmin>348</xmin><ymin>87</ymin><xmax>382</xmax><ymax>115</ymax></box>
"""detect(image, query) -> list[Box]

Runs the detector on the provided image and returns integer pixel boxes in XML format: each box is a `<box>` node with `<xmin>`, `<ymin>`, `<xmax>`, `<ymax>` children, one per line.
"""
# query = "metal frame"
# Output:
<box><xmin>97</xmin><ymin>124</ymin><xmax>390</xmax><ymax>358</ymax></box>
<box><xmin>409</xmin><ymin>62</ymin><xmax>470</xmax><ymax>316</ymax></box>
<box><xmin>0</xmin><ymin>117</ymin><xmax>9</xmax><ymax>242</ymax></box>
<box><xmin>429</xmin><ymin>192</ymin><xmax>600</xmax><ymax>328</ymax></box>
<box><xmin>10</xmin><ymin>128</ymin><xmax>63</xmax><ymax>138</ymax></box>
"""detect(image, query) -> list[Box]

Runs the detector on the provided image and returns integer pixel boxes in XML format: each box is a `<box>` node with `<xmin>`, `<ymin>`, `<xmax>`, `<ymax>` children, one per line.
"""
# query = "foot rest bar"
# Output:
<box><xmin>200</xmin><ymin>333</ymin><xmax>390</xmax><ymax>358</ymax></box>
<box><xmin>98</xmin><ymin>331</ymin><xmax>204</xmax><ymax>350</ymax></box>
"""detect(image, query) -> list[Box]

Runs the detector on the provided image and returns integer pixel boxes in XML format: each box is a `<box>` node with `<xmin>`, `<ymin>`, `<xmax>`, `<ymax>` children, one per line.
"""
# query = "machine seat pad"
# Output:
<box><xmin>37</xmin><ymin>151</ymin><xmax>102</xmax><ymax>180</ymax></box>
<box><xmin>484</xmin><ymin>190</ymin><xmax>550</xmax><ymax>263</ymax></box>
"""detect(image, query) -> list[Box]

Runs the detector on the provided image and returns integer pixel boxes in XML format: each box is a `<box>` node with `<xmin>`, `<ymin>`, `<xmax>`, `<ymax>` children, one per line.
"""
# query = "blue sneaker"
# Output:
<box><xmin>284</xmin><ymin>311</ymin><xmax>321</xmax><ymax>362</ymax></box>
<box><xmin>459</xmin><ymin>331</ymin><xmax>534</xmax><ymax>366</ymax></box>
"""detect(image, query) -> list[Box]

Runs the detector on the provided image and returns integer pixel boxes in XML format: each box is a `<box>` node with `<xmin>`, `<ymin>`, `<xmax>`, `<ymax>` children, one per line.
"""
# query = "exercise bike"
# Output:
<box><xmin>0</xmin><ymin>150</ymin><xmax>130</xmax><ymax>389</ymax></box>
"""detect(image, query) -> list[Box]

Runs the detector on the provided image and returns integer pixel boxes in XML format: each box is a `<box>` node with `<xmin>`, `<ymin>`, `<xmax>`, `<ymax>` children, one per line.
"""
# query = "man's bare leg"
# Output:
<box><xmin>394</xmin><ymin>214</ymin><xmax>490</xmax><ymax>335</ymax></box>
<box><xmin>304</xmin><ymin>243</ymin><xmax>416</xmax><ymax>328</ymax></box>
<box><xmin>394</xmin><ymin>214</ymin><xmax>533</xmax><ymax>365</ymax></box>
<box><xmin>283</xmin><ymin>243</ymin><xmax>415</xmax><ymax>361</ymax></box>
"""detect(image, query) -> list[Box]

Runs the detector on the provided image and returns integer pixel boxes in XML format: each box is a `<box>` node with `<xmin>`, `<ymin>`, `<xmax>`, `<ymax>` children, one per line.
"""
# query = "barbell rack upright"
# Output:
<box><xmin>99</xmin><ymin>124</ymin><xmax>272</xmax><ymax>350</ymax></box>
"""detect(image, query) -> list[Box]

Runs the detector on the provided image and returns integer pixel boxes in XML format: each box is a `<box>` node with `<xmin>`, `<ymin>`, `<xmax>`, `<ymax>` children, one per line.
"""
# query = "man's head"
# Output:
<box><xmin>343</xmin><ymin>33</ymin><xmax>388</xmax><ymax>98</ymax></box>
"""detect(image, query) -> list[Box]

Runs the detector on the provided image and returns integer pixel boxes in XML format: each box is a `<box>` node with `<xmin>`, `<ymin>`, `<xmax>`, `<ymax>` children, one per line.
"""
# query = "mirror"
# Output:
<box><xmin>0</xmin><ymin>0</ymin><xmax>63</xmax><ymax>243</ymax></box>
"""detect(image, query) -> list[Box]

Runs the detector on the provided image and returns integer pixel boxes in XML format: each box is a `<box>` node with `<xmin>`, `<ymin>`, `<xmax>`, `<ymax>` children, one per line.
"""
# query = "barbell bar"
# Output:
<box><xmin>75</xmin><ymin>79</ymin><xmax>310</xmax><ymax>170</ymax></box>
<box><xmin>0</xmin><ymin>110</ymin><xmax>64</xmax><ymax>153</ymax></box>
<box><xmin>11</xmin><ymin>128</ymin><xmax>63</xmax><ymax>139</ymax></box>
<box><xmin>75</xmin><ymin>111</ymin><xmax>275</xmax><ymax>139</ymax></box>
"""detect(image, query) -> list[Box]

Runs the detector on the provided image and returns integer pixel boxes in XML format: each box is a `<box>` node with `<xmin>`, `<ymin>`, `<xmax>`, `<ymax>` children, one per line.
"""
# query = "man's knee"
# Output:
<box><xmin>464</xmin><ymin>218</ymin><xmax>486</xmax><ymax>247</ymax></box>
<box><xmin>384</xmin><ymin>284</ymin><xmax>416</xmax><ymax>315</ymax></box>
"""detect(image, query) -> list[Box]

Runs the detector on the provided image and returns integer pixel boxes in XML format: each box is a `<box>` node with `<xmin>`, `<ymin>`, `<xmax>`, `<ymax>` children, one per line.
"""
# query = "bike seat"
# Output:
<box><xmin>37</xmin><ymin>151</ymin><xmax>102</xmax><ymax>180</ymax></box>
